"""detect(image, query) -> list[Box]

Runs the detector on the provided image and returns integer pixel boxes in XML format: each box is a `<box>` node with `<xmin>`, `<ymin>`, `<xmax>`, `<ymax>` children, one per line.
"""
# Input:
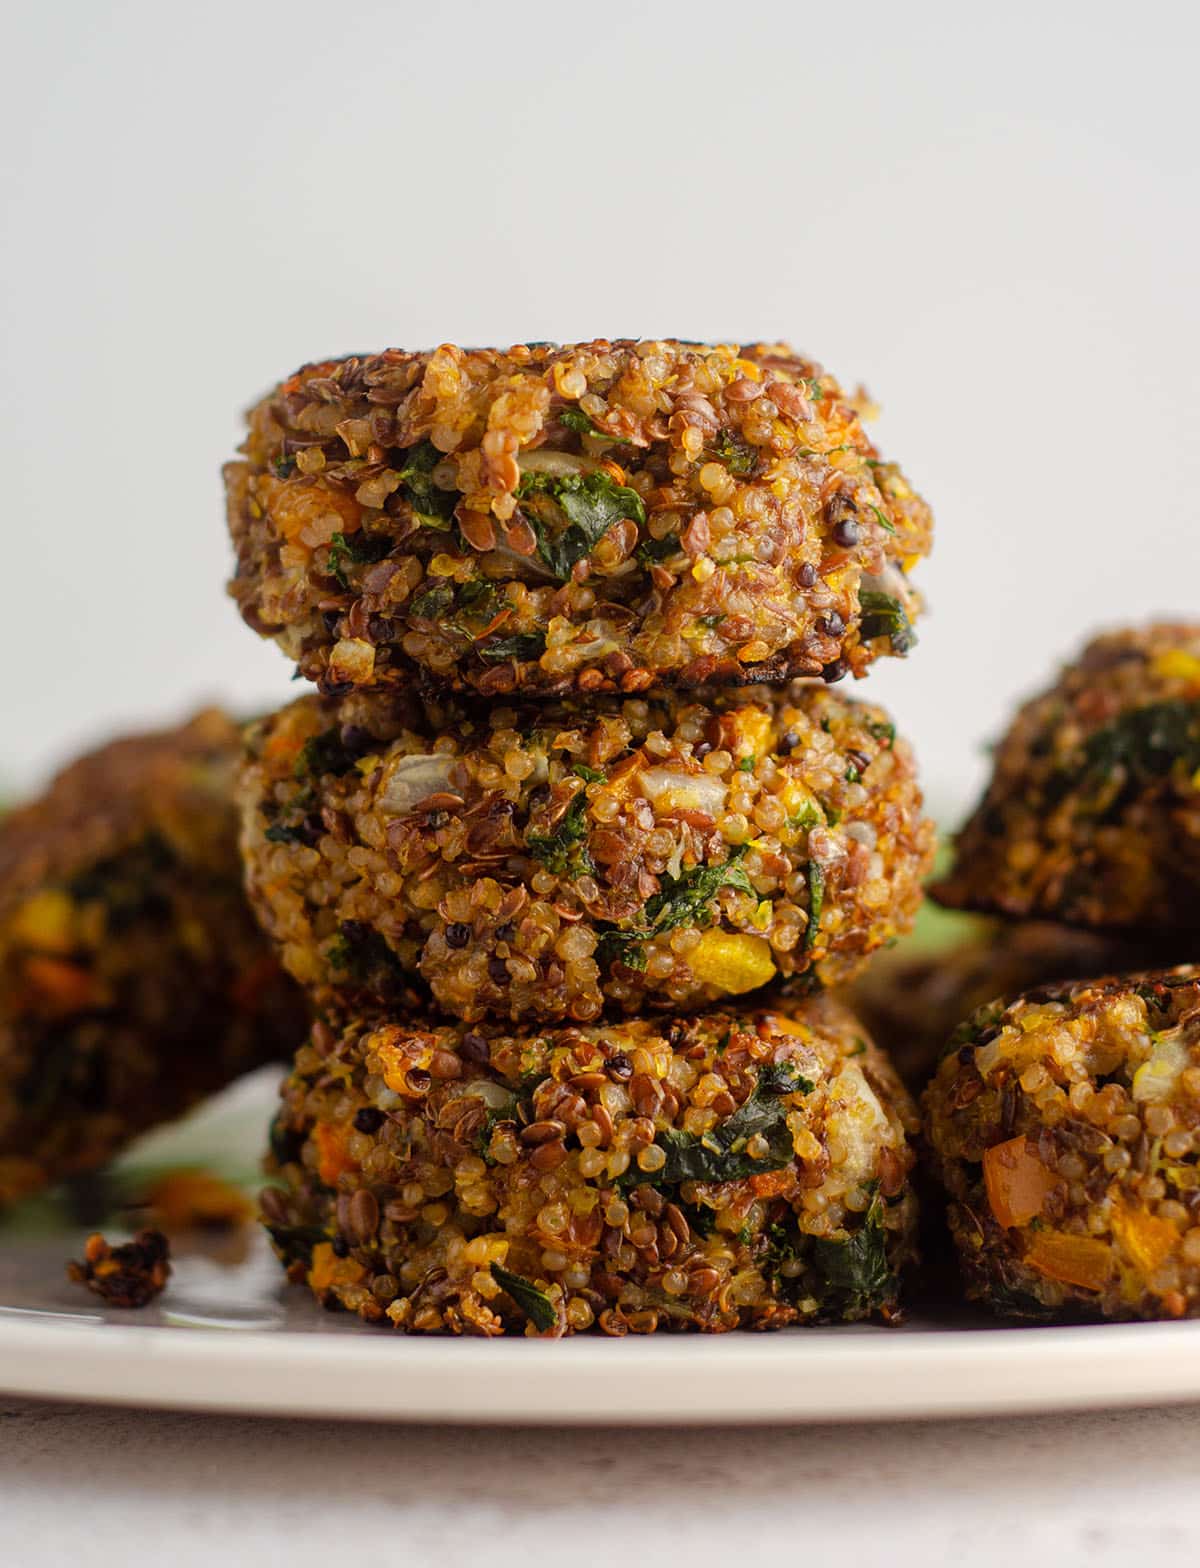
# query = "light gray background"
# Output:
<box><xmin>4</xmin><ymin>0</ymin><xmax>1197</xmax><ymax>803</ymax></box>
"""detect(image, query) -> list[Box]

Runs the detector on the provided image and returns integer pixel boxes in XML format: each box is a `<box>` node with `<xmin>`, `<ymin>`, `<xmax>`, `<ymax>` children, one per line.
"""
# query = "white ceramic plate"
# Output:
<box><xmin>2</xmin><ymin>1227</ymin><xmax>1200</xmax><ymax>1424</ymax></box>
<box><xmin>4</xmin><ymin>1062</ymin><xmax>1199</xmax><ymax>1426</ymax></box>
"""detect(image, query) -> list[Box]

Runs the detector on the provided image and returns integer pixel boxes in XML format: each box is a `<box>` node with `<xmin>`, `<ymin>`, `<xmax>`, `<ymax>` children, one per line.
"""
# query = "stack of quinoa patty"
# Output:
<box><xmin>226</xmin><ymin>339</ymin><xmax>937</xmax><ymax>1335</ymax></box>
<box><xmin>922</xmin><ymin>623</ymin><xmax>1200</xmax><ymax>1322</ymax></box>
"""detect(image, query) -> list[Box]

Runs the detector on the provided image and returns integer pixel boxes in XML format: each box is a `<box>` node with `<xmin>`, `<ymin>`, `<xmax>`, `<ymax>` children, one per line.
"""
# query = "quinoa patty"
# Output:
<box><xmin>225</xmin><ymin>340</ymin><xmax>932</xmax><ymax>697</ymax></box>
<box><xmin>934</xmin><ymin>623</ymin><xmax>1200</xmax><ymax>931</ymax></box>
<box><xmin>924</xmin><ymin>967</ymin><xmax>1200</xmax><ymax>1321</ymax></box>
<box><xmin>239</xmin><ymin>683</ymin><xmax>933</xmax><ymax>1023</ymax></box>
<box><xmin>848</xmin><ymin>923</ymin><xmax>1164</xmax><ymax>1091</ymax></box>
<box><xmin>263</xmin><ymin>996</ymin><xmax>919</xmax><ymax>1334</ymax></box>
<box><xmin>0</xmin><ymin>710</ymin><xmax>306</xmax><ymax>1205</ymax></box>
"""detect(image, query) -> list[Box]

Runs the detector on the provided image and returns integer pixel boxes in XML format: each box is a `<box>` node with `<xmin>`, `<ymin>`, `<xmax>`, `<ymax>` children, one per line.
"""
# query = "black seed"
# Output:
<box><xmin>445</xmin><ymin>922</ymin><xmax>471</xmax><ymax>949</ymax></box>
<box><xmin>354</xmin><ymin>1108</ymin><xmax>385</xmax><ymax>1134</ymax></box>
<box><xmin>331</xmin><ymin>1236</ymin><xmax>350</xmax><ymax>1258</ymax></box>
<box><xmin>818</xmin><ymin>610</ymin><xmax>845</xmax><ymax>638</ymax></box>
<box><xmin>822</xmin><ymin>659</ymin><xmax>849</xmax><ymax>683</ymax></box>
<box><xmin>833</xmin><ymin>519</ymin><xmax>860</xmax><ymax>547</ymax></box>
<box><xmin>461</xmin><ymin>1032</ymin><xmax>490</xmax><ymax>1064</ymax></box>
<box><xmin>488</xmin><ymin>956</ymin><xmax>510</xmax><ymax>986</ymax></box>
<box><xmin>798</xmin><ymin>562</ymin><xmax>818</xmax><ymax>588</ymax></box>
<box><xmin>608</xmin><ymin>1052</ymin><xmax>634</xmax><ymax>1081</ymax></box>
<box><xmin>495</xmin><ymin>922</ymin><xmax>516</xmax><ymax>944</ymax></box>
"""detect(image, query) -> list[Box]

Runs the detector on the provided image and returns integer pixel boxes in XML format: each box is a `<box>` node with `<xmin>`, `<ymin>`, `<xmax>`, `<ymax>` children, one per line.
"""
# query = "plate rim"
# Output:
<box><xmin>2</xmin><ymin>1313</ymin><xmax>1200</xmax><ymax>1425</ymax></box>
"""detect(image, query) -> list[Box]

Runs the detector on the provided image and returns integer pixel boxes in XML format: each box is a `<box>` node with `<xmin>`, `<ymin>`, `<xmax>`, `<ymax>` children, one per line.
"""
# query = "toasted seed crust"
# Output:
<box><xmin>264</xmin><ymin>996</ymin><xmax>919</xmax><ymax>1334</ymax></box>
<box><xmin>238</xmin><ymin>683</ymin><xmax>934</xmax><ymax>1023</ymax></box>
<box><xmin>848</xmin><ymin>922</ymin><xmax>1166</xmax><ymax>1090</ymax></box>
<box><xmin>934</xmin><ymin>623</ymin><xmax>1200</xmax><ymax>930</ymax></box>
<box><xmin>225</xmin><ymin>340</ymin><xmax>932</xmax><ymax>697</ymax></box>
<box><xmin>923</xmin><ymin>967</ymin><xmax>1200</xmax><ymax>1322</ymax></box>
<box><xmin>0</xmin><ymin>710</ymin><xmax>307</xmax><ymax>1205</ymax></box>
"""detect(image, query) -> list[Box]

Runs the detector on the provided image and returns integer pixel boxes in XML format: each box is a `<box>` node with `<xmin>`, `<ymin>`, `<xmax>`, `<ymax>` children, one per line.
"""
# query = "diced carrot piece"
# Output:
<box><xmin>748</xmin><ymin>1169</ymin><xmax>794</xmax><ymax>1199</ymax></box>
<box><xmin>22</xmin><ymin>956</ymin><xmax>100</xmax><ymax>1014</ymax></box>
<box><xmin>1027</xmin><ymin>1230</ymin><xmax>1114</xmax><ymax>1292</ymax></box>
<box><xmin>1111</xmin><ymin>1202</ymin><xmax>1179</xmax><ymax>1275</ymax></box>
<box><xmin>983</xmin><ymin>1136</ymin><xmax>1057</xmax><ymax>1228</ymax></box>
<box><xmin>308</xmin><ymin>1242</ymin><xmax>366</xmax><ymax>1294</ymax></box>
<box><xmin>314</xmin><ymin>1122</ymin><xmax>356</xmax><ymax>1185</ymax></box>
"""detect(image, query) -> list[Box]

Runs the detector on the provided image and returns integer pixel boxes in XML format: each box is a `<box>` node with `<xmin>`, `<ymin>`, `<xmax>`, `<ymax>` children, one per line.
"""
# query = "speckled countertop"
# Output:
<box><xmin>2</xmin><ymin>1399</ymin><xmax>1198</xmax><ymax>1566</ymax></box>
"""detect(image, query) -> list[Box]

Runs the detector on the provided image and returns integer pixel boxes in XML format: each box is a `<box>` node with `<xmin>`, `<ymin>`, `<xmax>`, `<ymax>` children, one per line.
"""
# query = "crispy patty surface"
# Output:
<box><xmin>934</xmin><ymin>623</ymin><xmax>1200</xmax><ymax>931</ymax></box>
<box><xmin>226</xmin><ymin>340</ymin><xmax>932</xmax><ymax>697</ymax></box>
<box><xmin>239</xmin><ymin>683</ymin><xmax>933</xmax><ymax>1023</ymax></box>
<box><xmin>264</xmin><ymin>994</ymin><xmax>919</xmax><ymax>1334</ymax></box>
<box><xmin>924</xmin><ymin>967</ymin><xmax>1200</xmax><ymax>1321</ymax></box>
<box><xmin>0</xmin><ymin>710</ymin><xmax>306</xmax><ymax>1204</ymax></box>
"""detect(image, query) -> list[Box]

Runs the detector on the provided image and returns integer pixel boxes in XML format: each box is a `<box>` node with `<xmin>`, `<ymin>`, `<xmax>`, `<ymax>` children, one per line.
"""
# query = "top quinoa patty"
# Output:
<box><xmin>225</xmin><ymin>340</ymin><xmax>932</xmax><ymax>697</ymax></box>
<box><xmin>934</xmin><ymin>623</ymin><xmax>1200</xmax><ymax>931</ymax></box>
<box><xmin>0</xmin><ymin>710</ymin><xmax>306</xmax><ymax>1205</ymax></box>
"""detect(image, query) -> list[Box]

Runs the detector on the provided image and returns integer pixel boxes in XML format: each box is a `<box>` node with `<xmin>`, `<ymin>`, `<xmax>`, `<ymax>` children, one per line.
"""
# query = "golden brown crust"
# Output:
<box><xmin>934</xmin><ymin>623</ymin><xmax>1200</xmax><ymax>930</ymax></box>
<box><xmin>238</xmin><ymin>683</ymin><xmax>934</xmax><ymax>1023</ymax></box>
<box><xmin>924</xmin><ymin>966</ymin><xmax>1200</xmax><ymax>1321</ymax></box>
<box><xmin>0</xmin><ymin>711</ymin><xmax>307</xmax><ymax>1204</ymax></box>
<box><xmin>264</xmin><ymin>995</ymin><xmax>919</xmax><ymax>1334</ymax></box>
<box><xmin>225</xmin><ymin>340</ymin><xmax>932</xmax><ymax>696</ymax></box>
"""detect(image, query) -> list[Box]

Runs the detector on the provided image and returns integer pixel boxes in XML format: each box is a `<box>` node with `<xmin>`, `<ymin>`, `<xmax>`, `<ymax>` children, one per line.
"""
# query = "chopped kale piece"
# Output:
<box><xmin>859</xmin><ymin>590</ymin><xmax>917</xmax><ymax>655</ymax></box>
<box><xmin>628</xmin><ymin>1065</ymin><xmax>808</xmax><ymax>1187</ymax></box>
<box><xmin>296</xmin><ymin>729</ymin><xmax>359</xmax><ymax>779</ymax></box>
<box><xmin>635</xmin><ymin>531</ymin><xmax>682</xmax><ymax>566</ymax></box>
<box><xmin>265</xmin><ymin>1222</ymin><xmax>328</xmax><ymax>1269</ymax></box>
<box><xmin>572</xmin><ymin>763</ymin><xmax>606</xmax><ymax>784</ymax></box>
<box><xmin>866</xmin><ymin>719</ymin><xmax>896</xmax><ymax>748</ymax></box>
<box><xmin>476</xmin><ymin>631</ymin><xmax>547</xmax><ymax>664</ymax></box>
<box><xmin>490</xmin><ymin>1263</ymin><xmax>558</xmax><ymax>1331</ymax></box>
<box><xmin>559</xmin><ymin>407</ymin><xmax>632</xmax><ymax>444</ymax></box>
<box><xmin>707</xmin><ymin>430</ymin><xmax>760</xmax><ymax>477</ymax></box>
<box><xmin>804</xmin><ymin>860</ymin><xmax>825</xmax><ymax>950</ymax></box>
<box><xmin>525</xmin><ymin>791</ymin><xmax>595</xmax><ymax>879</ymax></box>
<box><xmin>264</xmin><ymin>822</ymin><xmax>311</xmax><ymax>846</ymax></box>
<box><xmin>326</xmin><ymin>922</ymin><xmax>407</xmax><ymax>995</ymax></box>
<box><xmin>517</xmin><ymin>470</ymin><xmax>646</xmax><ymax>580</ymax></box>
<box><xmin>272</xmin><ymin>455</ymin><xmax>297</xmax><ymax>479</ymax></box>
<box><xmin>867</xmin><ymin>503</ymin><xmax>895</xmax><ymax>535</ymax></box>
<box><xmin>1063</xmin><ymin>699</ymin><xmax>1200</xmax><ymax>812</ymax></box>
<box><xmin>642</xmin><ymin>845</ymin><xmax>754</xmax><ymax>934</ymax></box>
<box><xmin>396</xmin><ymin>440</ymin><xmax>457</xmax><ymax>527</ymax></box>
<box><xmin>409</xmin><ymin>580</ymin><xmax>455</xmax><ymax>621</ymax></box>
<box><xmin>810</xmin><ymin>1194</ymin><xmax>894</xmax><ymax>1314</ymax></box>
<box><xmin>326</xmin><ymin>530</ymin><xmax>392</xmax><ymax>590</ymax></box>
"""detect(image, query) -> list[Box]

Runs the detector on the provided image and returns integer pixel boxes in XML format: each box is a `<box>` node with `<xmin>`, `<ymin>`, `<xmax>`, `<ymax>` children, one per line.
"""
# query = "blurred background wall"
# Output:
<box><xmin>3</xmin><ymin>0</ymin><xmax>1197</xmax><ymax>808</ymax></box>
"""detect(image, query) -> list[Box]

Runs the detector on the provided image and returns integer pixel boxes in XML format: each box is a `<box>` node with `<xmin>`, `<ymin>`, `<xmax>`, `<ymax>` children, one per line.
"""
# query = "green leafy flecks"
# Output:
<box><xmin>807</xmin><ymin>379</ymin><xmax>825</xmax><ymax>401</ymax></box>
<box><xmin>572</xmin><ymin>763</ymin><xmax>606</xmax><ymax>784</ymax></box>
<box><xmin>517</xmin><ymin>470</ymin><xmax>646</xmax><ymax>580</ymax></box>
<box><xmin>1060</xmin><ymin>699</ymin><xmax>1200</xmax><ymax>812</ymax></box>
<box><xmin>810</xmin><ymin>1195</ymin><xmax>895</xmax><ymax>1314</ymax></box>
<box><xmin>265</xmin><ymin>1223</ymin><xmax>328</xmax><ymax>1270</ymax></box>
<box><xmin>642</xmin><ymin>844</ymin><xmax>754</xmax><ymax>934</ymax></box>
<box><xmin>805</xmin><ymin>860</ymin><xmax>825</xmax><ymax>951</ymax></box>
<box><xmin>272</xmin><ymin>455</ymin><xmax>297</xmax><ymax>479</ymax></box>
<box><xmin>264</xmin><ymin>822</ymin><xmax>310</xmax><ymax>846</ymax></box>
<box><xmin>525</xmin><ymin>791</ymin><xmax>595</xmax><ymax>880</ymax></box>
<box><xmin>296</xmin><ymin>729</ymin><xmax>359</xmax><ymax>779</ymax></box>
<box><xmin>859</xmin><ymin>590</ymin><xmax>917</xmax><ymax>655</ymax></box>
<box><xmin>490</xmin><ymin>1264</ymin><xmax>558</xmax><ymax>1331</ymax></box>
<box><xmin>476</xmin><ymin>631</ymin><xmax>547</xmax><ymax>664</ymax></box>
<box><xmin>787</xmin><ymin>800</ymin><xmax>824</xmax><ymax>832</ymax></box>
<box><xmin>326</xmin><ymin>530</ymin><xmax>392</xmax><ymax>590</ymax></box>
<box><xmin>867</xmin><ymin>503</ymin><xmax>895</xmax><ymax>535</ymax></box>
<box><xmin>707</xmin><ymin>430</ymin><xmax>760</xmax><ymax>477</ymax></box>
<box><xmin>636</xmin><ymin>531</ymin><xmax>682</xmax><ymax>566</ymax></box>
<box><xmin>325</xmin><ymin>923</ymin><xmax>407</xmax><ymax>994</ymax></box>
<box><xmin>409</xmin><ymin>580</ymin><xmax>455</xmax><ymax>621</ymax></box>
<box><xmin>559</xmin><ymin>407</ymin><xmax>632</xmax><ymax>444</ymax></box>
<box><xmin>626</xmin><ymin>1063</ymin><xmax>810</xmax><ymax>1188</ymax></box>
<box><xmin>738</xmin><ymin>755</ymin><xmax>756</xmax><ymax>773</ymax></box>
<box><xmin>597</xmin><ymin>845</ymin><xmax>755</xmax><ymax>972</ymax></box>
<box><xmin>866</xmin><ymin>719</ymin><xmax>896</xmax><ymax>748</ymax></box>
<box><xmin>397</xmin><ymin>441</ymin><xmax>457</xmax><ymax>528</ymax></box>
